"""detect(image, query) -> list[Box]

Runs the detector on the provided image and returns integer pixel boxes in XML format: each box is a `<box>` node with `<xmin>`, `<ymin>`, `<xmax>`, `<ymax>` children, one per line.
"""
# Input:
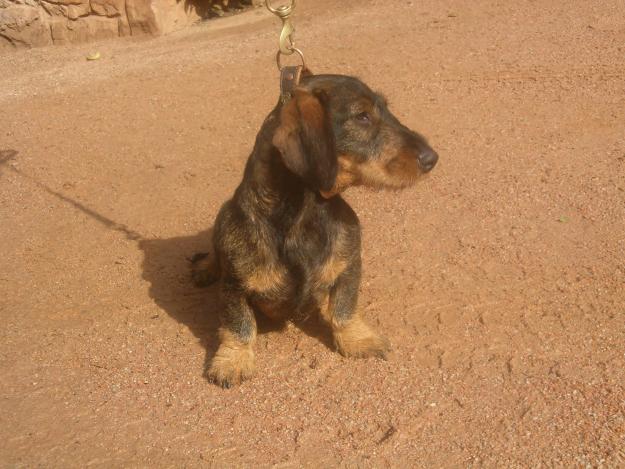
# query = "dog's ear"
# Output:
<box><xmin>272</xmin><ymin>89</ymin><xmax>337</xmax><ymax>192</ymax></box>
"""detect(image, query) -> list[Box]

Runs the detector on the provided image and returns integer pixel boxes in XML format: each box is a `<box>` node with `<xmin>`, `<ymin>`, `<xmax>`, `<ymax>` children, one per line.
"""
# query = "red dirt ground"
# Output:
<box><xmin>1</xmin><ymin>0</ymin><xmax>624</xmax><ymax>466</ymax></box>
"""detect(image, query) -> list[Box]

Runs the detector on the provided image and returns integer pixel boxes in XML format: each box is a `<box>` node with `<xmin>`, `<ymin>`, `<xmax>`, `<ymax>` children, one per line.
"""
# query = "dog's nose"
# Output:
<box><xmin>418</xmin><ymin>148</ymin><xmax>438</xmax><ymax>172</ymax></box>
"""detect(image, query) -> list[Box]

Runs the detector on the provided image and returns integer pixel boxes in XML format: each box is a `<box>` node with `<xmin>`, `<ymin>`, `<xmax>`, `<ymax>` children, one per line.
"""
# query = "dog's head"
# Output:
<box><xmin>272</xmin><ymin>74</ymin><xmax>438</xmax><ymax>197</ymax></box>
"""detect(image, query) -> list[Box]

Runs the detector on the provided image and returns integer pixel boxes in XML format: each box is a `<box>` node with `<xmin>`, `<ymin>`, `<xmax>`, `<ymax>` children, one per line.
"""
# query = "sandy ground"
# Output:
<box><xmin>1</xmin><ymin>0</ymin><xmax>624</xmax><ymax>466</ymax></box>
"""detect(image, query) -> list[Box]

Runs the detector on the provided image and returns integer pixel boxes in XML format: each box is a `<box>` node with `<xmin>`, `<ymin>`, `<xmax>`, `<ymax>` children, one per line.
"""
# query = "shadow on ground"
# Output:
<box><xmin>139</xmin><ymin>231</ymin><xmax>334</xmax><ymax>379</ymax></box>
<box><xmin>139</xmin><ymin>230</ymin><xmax>222</xmax><ymax>375</ymax></box>
<box><xmin>139</xmin><ymin>230</ymin><xmax>336</xmax><ymax>377</ymax></box>
<box><xmin>2</xmin><ymin>147</ymin><xmax>335</xmax><ymax>382</ymax></box>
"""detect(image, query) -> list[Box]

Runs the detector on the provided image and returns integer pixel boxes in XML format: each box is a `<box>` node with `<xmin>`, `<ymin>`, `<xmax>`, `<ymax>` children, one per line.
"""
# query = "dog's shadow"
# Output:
<box><xmin>139</xmin><ymin>229</ymin><xmax>222</xmax><ymax>375</ymax></box>
<box><xmin>139</xmin><ymin>228</ymin><xmax>334</xmax><ymax>380</ymax></box>
<box><xmin>2</xmin><ymin>148</ymin><xmax>334</xmax><ymax>384</ymax></box>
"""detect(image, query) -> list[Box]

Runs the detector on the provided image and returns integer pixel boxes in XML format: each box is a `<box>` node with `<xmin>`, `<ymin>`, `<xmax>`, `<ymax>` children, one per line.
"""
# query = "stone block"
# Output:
<box><xmin>66</xmin><ymin>1</ymin><xmax>89</xmax><ymax>19</ymax></box>
<box><xmin>50</xmin><ymin>14</ymin><xmax>119</xmax><ymax>44</ymax></box>
<box><xmin>0</xmin><ymin>4</ymin><xmax>52</xmax><ymax>48</ymax></box>
<box><xmin>90</xmin><ymin>0</ymin><xmax>124</xmax><ymax>17</ymax></box>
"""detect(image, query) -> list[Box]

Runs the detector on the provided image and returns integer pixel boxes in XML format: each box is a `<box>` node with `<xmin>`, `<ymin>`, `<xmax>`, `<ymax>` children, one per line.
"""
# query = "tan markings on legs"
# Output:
<box><xmin>332</xmin><ymin>315</ymin><xmax>390</xmax><ymax>359</ymax></box>
<box><xmin>321</xmin><ymin>291</ymin><xmax>390</xmax><ymax>359</ymax></box>
<box><xmin>318</xmin><ymin>294</ymin><xmax>332</xmax><ymax>324</ymax></box>
<box><xmin>316</xmin><ymin>218</ymin><xmax>350</xmax><ymax>288</ymax></box>
<box><xmin>208</xmin><ymin>328</ymin><xmax>256</xmax><ymax>387</ymax></box>
<box><xmin>317</xmin><ymin>256</ymin><xmax>348</xmax><ymax>287</ymax></box>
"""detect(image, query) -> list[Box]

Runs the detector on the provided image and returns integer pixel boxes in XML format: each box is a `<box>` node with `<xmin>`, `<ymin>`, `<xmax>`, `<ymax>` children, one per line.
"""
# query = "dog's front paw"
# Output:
<box><xmin>333</xmin><ymin>317</ymin><xmax>391</xmax><ymax>359</ymax></box>
<box><xmin>207</xmin><ymin>344</ymin><xmax>255</xmax><ymax>388</ymax></box>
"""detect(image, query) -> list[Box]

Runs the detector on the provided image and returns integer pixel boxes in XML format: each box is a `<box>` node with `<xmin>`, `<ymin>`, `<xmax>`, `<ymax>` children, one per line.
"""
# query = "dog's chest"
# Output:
<box><xmin>283</xmin><ymin>205</ymin><xmax>351</xmax><ymax>285</ymax></box>
<box><xmin>248</xmin><ymin>221</ymin><xmax>349</xmax><ymax>319</ymax></box>
<box><xmin>249</xmin><ymin>258</ymin><xmax>346</xmax><ymax>320</ymax></box>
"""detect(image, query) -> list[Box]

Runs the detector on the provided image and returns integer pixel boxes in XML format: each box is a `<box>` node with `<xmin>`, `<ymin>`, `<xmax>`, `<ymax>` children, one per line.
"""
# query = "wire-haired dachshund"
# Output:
<box><xmin>192</xmin><ymin>74</ymin><xmax>438</xmax><ymax>387</ymax></box>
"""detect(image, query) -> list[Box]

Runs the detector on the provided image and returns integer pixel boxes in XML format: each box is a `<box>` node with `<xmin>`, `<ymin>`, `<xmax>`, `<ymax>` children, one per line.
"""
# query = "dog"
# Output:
<box><xmin>192</xmin><ymin>74</ymin><xmax>438</xmax><ymax>387</ymax></box>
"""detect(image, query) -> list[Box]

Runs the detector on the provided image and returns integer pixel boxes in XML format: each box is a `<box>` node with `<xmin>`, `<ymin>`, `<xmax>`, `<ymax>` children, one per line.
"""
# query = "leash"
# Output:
<box><xmin>266</xmin><ymin>0</ymin><xmax>309</xmax><ymax>103</ymax></box>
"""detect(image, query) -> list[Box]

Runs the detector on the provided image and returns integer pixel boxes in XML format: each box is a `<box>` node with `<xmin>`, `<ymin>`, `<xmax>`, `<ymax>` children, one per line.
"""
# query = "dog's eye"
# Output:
<box><xmin>354</xmin><ymin>112</ymin><xmax>371</xmax><ymax>124</ymax></box>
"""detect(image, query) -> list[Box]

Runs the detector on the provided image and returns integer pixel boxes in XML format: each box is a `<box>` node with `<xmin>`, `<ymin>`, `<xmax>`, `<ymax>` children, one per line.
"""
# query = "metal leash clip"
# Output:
<box><xmin>266</xmin><ymin>0</ymin><xmax>306</xmax><ymax>71</ymax></box>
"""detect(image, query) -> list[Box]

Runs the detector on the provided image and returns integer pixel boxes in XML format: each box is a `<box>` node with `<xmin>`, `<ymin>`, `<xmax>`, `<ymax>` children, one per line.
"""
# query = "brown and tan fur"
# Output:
<box><xmin>191</xmin><ymin>74</ymin><xmax>438</xmax><ymax>387</ymax></box>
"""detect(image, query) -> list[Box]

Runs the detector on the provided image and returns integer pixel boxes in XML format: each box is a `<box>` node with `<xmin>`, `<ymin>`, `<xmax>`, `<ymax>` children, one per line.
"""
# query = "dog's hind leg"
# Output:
<box><xmin>321</xmin><ymin>258</ymin><xmax>390</xmax><ymax>359</ymax></box>
<box><xmin>207</xmin><ymin>279</ymin><xmax>256</xmax><ymax>387</ymax></box>
<box><xmin>190</xmin><ymin>251</ymin><xmax>220</xmax><ymax>287</ymax></box>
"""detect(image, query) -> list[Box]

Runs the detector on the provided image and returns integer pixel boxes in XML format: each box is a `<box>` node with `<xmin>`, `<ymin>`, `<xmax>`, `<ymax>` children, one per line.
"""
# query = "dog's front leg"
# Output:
<box><xmin>208</xmin><ymin>279</ymin><xmax>256</xmax><ymax>387</ymax></box>
<box><xmin>322</xmin><ymin>259</ymin><xmax>391</xmax><ymax>359</ymax></box>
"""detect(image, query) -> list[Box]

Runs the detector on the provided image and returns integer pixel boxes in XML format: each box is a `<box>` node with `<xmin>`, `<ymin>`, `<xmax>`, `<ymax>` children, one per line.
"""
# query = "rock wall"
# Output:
<box><xmin>0</xmin><ymin>0</ymin><xmax>201</xmax><ymax>49</ymax></box>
